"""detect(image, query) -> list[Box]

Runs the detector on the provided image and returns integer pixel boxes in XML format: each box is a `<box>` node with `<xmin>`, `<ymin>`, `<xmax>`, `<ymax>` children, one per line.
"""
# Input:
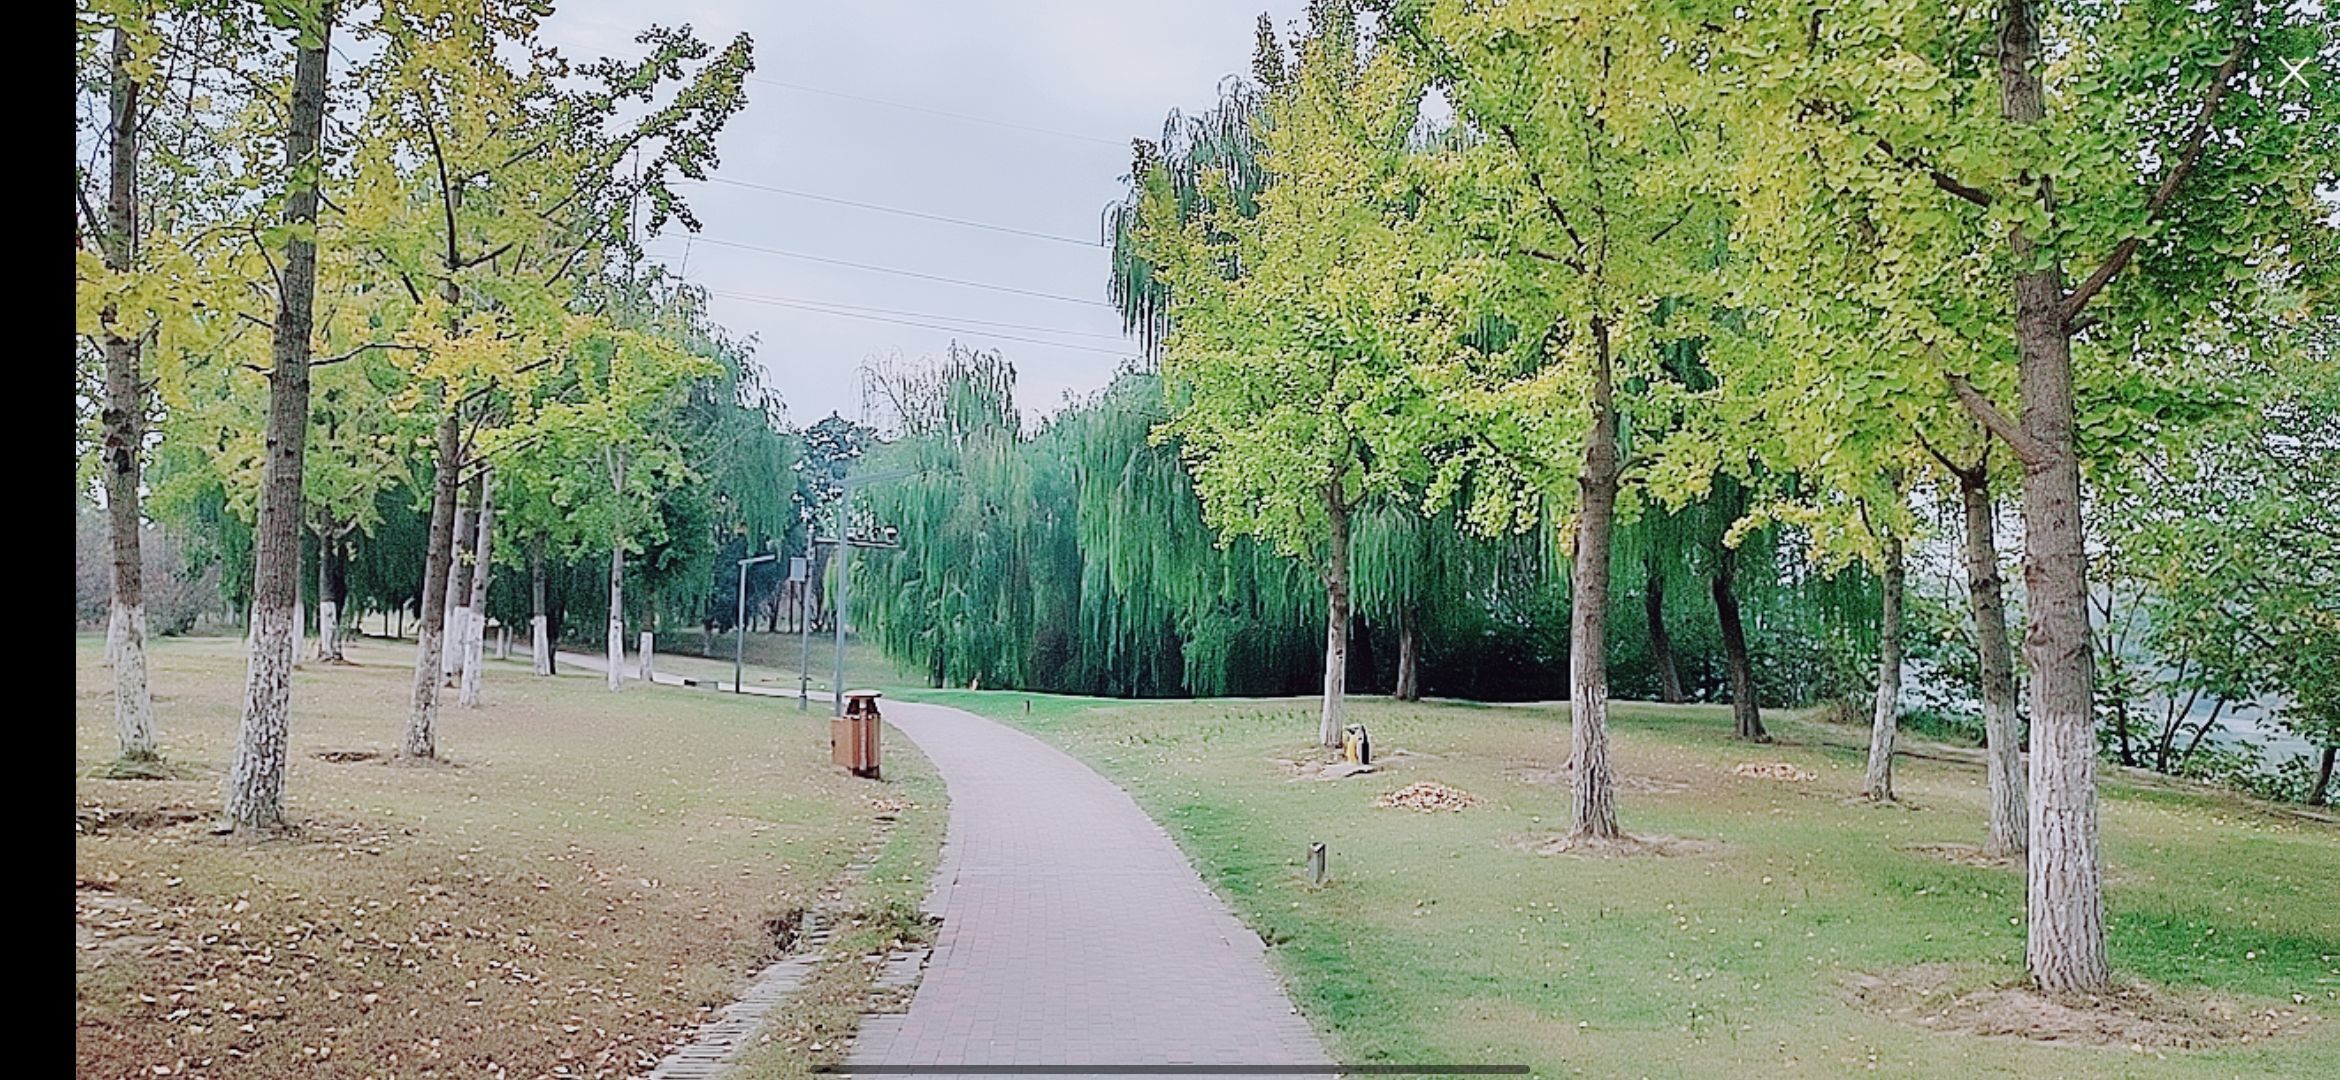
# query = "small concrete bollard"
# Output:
<box><xmin>638</xmin><ymin>630</ymin><xmax>655</xmax><ymax>680</ymax></box>
<box><xmin>1306</xmin><ymin>841</ymin><xmax>1328</xmax><ymax>886</ymax></box>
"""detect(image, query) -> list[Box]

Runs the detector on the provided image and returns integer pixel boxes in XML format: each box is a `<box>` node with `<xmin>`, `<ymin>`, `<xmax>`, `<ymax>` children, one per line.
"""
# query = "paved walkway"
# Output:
<box><xmin>545</xmin><ymin>648</ymin><xmax>1335</xmax><ymax>1076</ymax></box>
<box><xmin>852</xmin><ymin>698</ymin><xmax>1333</xmax><ymax>1075</ymax></box>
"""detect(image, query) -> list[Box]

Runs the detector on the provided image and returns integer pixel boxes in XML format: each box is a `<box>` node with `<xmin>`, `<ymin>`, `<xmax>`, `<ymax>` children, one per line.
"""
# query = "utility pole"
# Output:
<box><xmin>824</xmin><ymin>465</ymin><xmax>909</xmax><ymax>717</ymax></box>
<box><xmin>833</xmin><ymin>470</ymin><xmax>850</xmax><ymax>717</ymax></box>
<box><xmin>736</xmin><ymin>552</ymin><xmax>778</xmax><ymax>692</ymax></box>
<box><xmin>795</xmin><ymin>555</ymin><xmax>813</xmax><ymax>712</ymax></box>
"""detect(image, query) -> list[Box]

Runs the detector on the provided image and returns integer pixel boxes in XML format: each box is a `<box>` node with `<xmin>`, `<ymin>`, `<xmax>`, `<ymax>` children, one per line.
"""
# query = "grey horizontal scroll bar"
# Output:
<box><xmin>825</xmin><ymin>1067</ymin><xmax>1530</xmax><ymax>1075</ymax></box>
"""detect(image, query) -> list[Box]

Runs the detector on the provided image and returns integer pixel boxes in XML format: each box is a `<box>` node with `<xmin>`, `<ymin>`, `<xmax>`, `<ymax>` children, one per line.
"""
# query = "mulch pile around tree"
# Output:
<box><xmin>1374</xmin><ymin>781</ymin><xmax>1482</xmax><ymax>812</ymax></box>
<box><xmin>1844</xmin><ymin>963</ymin><xmax>2320</xmax><ymax>1049</ymax></box>
<box><xmin>1732</xmin><ymin>761</ymin><xmax>1816</xmax><ymax>782</ymax></box>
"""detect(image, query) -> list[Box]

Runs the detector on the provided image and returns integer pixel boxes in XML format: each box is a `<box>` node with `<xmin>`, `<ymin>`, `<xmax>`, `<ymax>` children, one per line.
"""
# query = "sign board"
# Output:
<box><xmin>787</xmin><ymin>556</ymin><xmax>809</xmax><ymax>583</ymax></box>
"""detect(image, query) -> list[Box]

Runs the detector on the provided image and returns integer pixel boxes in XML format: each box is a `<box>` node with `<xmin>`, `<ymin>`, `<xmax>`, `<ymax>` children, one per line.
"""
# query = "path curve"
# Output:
<box><xmin>851</xmin><ymin>698</ymin><xmax>1335</xmax><ymax>1075</ymax></box>
<box><xmin>543</xmin><ymin>649</ymin><xmax>1334</xmax><ymax>1074</ymax></box>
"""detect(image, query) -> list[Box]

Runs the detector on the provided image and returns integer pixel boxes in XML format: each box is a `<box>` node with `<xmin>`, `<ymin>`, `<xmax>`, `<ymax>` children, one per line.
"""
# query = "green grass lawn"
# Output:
<box><xmin>905</xmin><ymin>689</ymin><xmax>2340</xmax><ymax>1078</ymax></box>
<box><xmin>75</xmin><ymin>634</ymin><xmax>943</xmax><ymax>1079</ymax></box>
<box><xmin>586</xmin><ymin>629</ymin><xmax>914</xmax><ymax>698</ymax></box>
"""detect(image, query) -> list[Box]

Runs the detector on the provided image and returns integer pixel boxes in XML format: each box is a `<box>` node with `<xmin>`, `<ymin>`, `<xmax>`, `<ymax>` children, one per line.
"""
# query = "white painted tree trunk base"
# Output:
<box><xmin>442</xmin><ymin>607</ymin><xmax>468</xmax><ymax>686</ymax></box>
<box><xmin>227</xmin><ymin>607</ymin><xmax>297</xmax><ymax>828</ymax></box>
<box><xmin>638</xmin><ymin>630</ymin><xmax>655</xmax><ymax>681</ymax></box>
<box><xmin>109</xmin><ymin>599</ymin><xmax>157</xmax><ymax>760</ymax></box>
<box><xmin>458</xmin><ymin>629</ymin><xmax>487</xmax><ymax>708</ymax></box>
<box><xmin>532</xmin><ymin>616</ymin><xmax>551</xmax><ymax>677</ymax></box>
<box><xmin>407</xmin><ymin>621</ymin><xmax>442</xmax><ymax>759</ymax></box>
<box><xmin>317</xmin><ymin>599</ymin><xmax>341</xmax><ymax>662</ymax></box>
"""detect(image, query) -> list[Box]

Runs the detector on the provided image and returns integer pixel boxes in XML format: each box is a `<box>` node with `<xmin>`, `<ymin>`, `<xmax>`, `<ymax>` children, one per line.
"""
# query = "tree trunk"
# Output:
<box><xmin>442</xmin><ymin>473</ymin><xmax>478</xmax><ymax>686</ymax></box>
<box><xmin>327</xmin><ymin>533</ymin><xmax>348</xmax><ymax>656</ymax></box>
<box><xmin>291</xmin><ymin>567</ymin><xmax>304</xmax><ymax>667</ymax></box>
<box><xmin>315</xmin><ymin>529</ymin><xmax>338</xmax><ymax>662</ymax></box>
<box><xmin>225</xmin><ymin>21</ymin><xmax>329</xmax><ymax>830</ymax></box>
<box><xmin>1568</xmin><ymin>316</ymin><xmax>1622</xmax><ymax>840</ymax></box>
<box><xmin>1999</xmin><ymin>0</ymin><xmax>2108</xmax><ymax>995</ymax></box>
<box><xmin>2311</xmin><ymin>745</ymin><xmax>2335</xmax><ymax>808</ymax></box>
<box><xmin>1863</xmin><ymin>530</ymin><xmax>1905</xmax><ymax>802</ymax></box>
<box><xmin>1318</xmin><ymin>494</ymin><xmax>1351</xmax><ymax>748</ymax></box>
<box><xmin>607</xmin><ymin>539</ymin><xmax>626</xmax><ymax>691</ymax></box>
<box><xmin>1960</xmin><ymin>472</ymin><xmax>2027</xmax><ymax>857</ymax></box>
<box><xmin>99</xmin><ymin>23</ymin><xmax>156</xmax><ymax>763</ymax></box>
<box><xmin>405</xmin><ymin>413</ymin><xmax>460</xmax><ymax>760</ymax></box>
<box><xmin>530</xmin><ymin>540</ymin><xmax>552</xmax><ymax>676</ymax></box>
<box><xmin>458</xmin><ymin>469</ymin><xmax>495</xmax><ymax>707</ymax></box>
<box><xmin>606</xmin><ymin>447</ymin><xmax>627</xmax><ymax>692</ymax></box>
<box><xmin>1646</xmin><ymin>558</ymin><xmax>1684</xmax><ymax>704</ymax></box>
<box><xmin>1711</xmin><ymin>541</ymin><xmax>1765</xmax><ymax>742</ymax></box>
<box><xmin>1393</xmin><ymin>603</ymin><xmax>1421</xmax><ymax>702</ymax></box>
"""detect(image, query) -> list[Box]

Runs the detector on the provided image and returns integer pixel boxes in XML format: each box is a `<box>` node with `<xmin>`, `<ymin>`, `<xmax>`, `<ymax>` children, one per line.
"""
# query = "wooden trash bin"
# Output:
<box><xmin>833</xmin><ymin>691</ymin><xmax>883</xmax><ymax>779</ymax></box>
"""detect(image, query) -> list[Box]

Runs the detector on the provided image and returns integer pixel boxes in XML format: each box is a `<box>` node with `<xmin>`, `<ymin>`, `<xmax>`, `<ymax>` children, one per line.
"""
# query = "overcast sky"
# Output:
<box><xmin>540</xmin><ymin>0</ymin><xmax>1303</xmax><ymax>427</ymax></box>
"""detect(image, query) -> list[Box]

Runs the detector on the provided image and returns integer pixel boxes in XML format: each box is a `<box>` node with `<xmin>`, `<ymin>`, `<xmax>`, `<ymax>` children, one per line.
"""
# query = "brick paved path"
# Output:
<box><xmin>849</xmin><ymin>698</ymin><xmax>1335</xmax><ymax>1077</ymax></box>
<box><xmin>540</xmin><ymin>648</ymin><xmax>1333</xmax><ymax>1075</ymax></box>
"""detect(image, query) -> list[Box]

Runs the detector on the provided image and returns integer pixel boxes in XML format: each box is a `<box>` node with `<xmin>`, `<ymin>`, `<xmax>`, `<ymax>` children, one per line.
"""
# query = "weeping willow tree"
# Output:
<box><xmin>855</xmin><ymin>351</ymin><xmax>1324</xmax><ymax>696</ymax></box>
<box><xmin>845</xmin><ymin>346</ymin><xmax>1879</xmax><ymax>706</ymax></box>
<box><xmin>855</xmin><ymin>346</ymin><xmax>1042</xmax><ymax>689</ymax></box>
<box><xmin>1101</xmin><ymin>15</ymin><xmax>1277</xmax><ymax>361</ymax></box>
<box><xmin>1351</xmin><ymin>500</ymin><xmax>1515</xmax><ymax>701</ymax></box>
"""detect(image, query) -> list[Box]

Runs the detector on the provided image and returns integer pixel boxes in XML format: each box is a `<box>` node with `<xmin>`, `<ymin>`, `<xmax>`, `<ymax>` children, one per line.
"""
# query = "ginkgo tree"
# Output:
<box><xmin>1735</xmin><ymin>0</ymin><xmax>2338</xmax><ymax>991</ymax></box>
<box><xmin>1142</xmin><ymin>1</ymin><xmax>1448</xmax><ymax>748</ymax></box>
<box><xmin>1381</xmin><ymin>0</ymin><xmax>1734</xmax><ymax>841</ymax></box>
<box><xmin>508</xmin><ymin>295</ymin><xmax>715</xmax><ymax>693</ymax></box>
<box><xmin>335</xmin><ymin>1</ymin><xmax>751</xmax><ymax>754</ymax></box>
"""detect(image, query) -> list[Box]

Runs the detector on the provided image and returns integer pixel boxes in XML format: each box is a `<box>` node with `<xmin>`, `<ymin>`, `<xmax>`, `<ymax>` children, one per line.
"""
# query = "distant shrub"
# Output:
<box><xmin>74</xmin><ymin>501</ymin><xmax>219</xmax><ymax>635</ymax></box>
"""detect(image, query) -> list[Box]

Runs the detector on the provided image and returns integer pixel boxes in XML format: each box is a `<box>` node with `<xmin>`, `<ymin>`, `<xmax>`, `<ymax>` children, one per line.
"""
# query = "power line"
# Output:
<box><xmin>704</xmin><ymin>288</ymin><xmax>1133</xmax><ymax>358</ymax></box>
<box><xmin>536</xmin><ymin>32</ymin><xmax>1130</xmax><ymax>148</ymax></box>
<box><xmin>744</xmin><ymin>75</ymin><xmax>1126</xmax><ymax>148</ymax></box>
<box><xmin>643</xmin><ymin>234</ymin><xmax>1114</xmax><ymax>308</ymax></box>
<box><xmin>690</xmin><ymin>176</ymin><xmax>1099</xmax><ymax>247</ymax></box>
<box><xmin>698</xmin><ymin>288</ymin><xmax>1131</xmax><ymax>342</ymax></box>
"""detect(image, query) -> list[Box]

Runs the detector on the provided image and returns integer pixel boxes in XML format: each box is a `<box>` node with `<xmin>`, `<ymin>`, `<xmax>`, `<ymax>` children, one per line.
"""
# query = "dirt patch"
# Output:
<box><xmin>1508</xmin><ymin>763</ymin><xmax>1691</xmax><ymax>795</ymax></box>
<box><xmin>762</xmin><ymin>906</ymin><xmax>806</xmax><ymax>957</ymax></box>
<box><xmin>313</xmin><ymin>748</ymin><xmax>385</xmax><ymax>763</ymax></box>
<box><xmin>1276</xmin><ymin>746</ymin><xmax>1416</xmax><ymax>780</ymax></box>
<box><xmin>1512</xmin><ymin>831</ymin><xmax>1725</xmax><ymax>858</ymax></box>
<box><xmin>1843</xmin><ymin>963</ymin><xmax>2317</xmax><ymax>1049</ymax></box>
<box><xmin>1375</xmin><ymin>781</ymin><xmax>1482</xmax><ymax>812</ymax></box>
<box><xmin>75</xmin><ymin>803</ymin><xmax>205</xmax><ymax>835</ymax></box>
<box><xmin>1732</xmin><ymin>761</ymin><xmax>1815</xmax><ymax>782</ymax></box>
<box><xmin>1900</xmin><ymin>842</ymin><xmax>2019</xmax><ymax>870</ymax></box>
<box><xmin>91</xmin><ymin>756</ymin><xmax>204</xmax><ymax>781</ymax></box>
<box><xmin>75</xmin><ymin>882</ymin><xmax>162</xmax><ymax>961</ymax></box>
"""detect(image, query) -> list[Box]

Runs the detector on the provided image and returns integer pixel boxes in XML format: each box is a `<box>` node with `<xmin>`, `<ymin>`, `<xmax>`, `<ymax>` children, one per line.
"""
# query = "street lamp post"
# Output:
<box><xmin>823</xmin><ymin>465</ymin><xmax>910</xmax><ymax>717</ymax></box>
<box><xmin>735</xmin><ymin>553</ymin><xmax>778</xmax><ymax>693</ymax></box>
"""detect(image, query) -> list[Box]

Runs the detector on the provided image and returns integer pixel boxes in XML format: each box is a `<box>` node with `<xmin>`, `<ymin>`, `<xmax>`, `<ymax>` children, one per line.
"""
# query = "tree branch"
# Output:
<box><xmin>1495</xmin><ymin>123</ymin><xmax>1589</xmax><ymax>272</ymax></box>
<box><xmin>1946</xmin><ymin>373</ymin><xmax>2045</xmax><ymax>466</ymax></box>
<box><xmin>2062</xmin><ymin>35</ymin><xmax>2254</xmax><ymax>318</ymax></box>
<box><xmin>314</xmin><ymin>341</ymin><xmax>424</xmax><ymax>366</ymax></box>
<box><xmin>459</xmin><ymin>240</ymin><xmax>516</xmax><ymax>270</ymax></box>
<box><xmin>424</xmin><ymin>106</ymin><xmax>463</xmax><ymax>274</ymax></box>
